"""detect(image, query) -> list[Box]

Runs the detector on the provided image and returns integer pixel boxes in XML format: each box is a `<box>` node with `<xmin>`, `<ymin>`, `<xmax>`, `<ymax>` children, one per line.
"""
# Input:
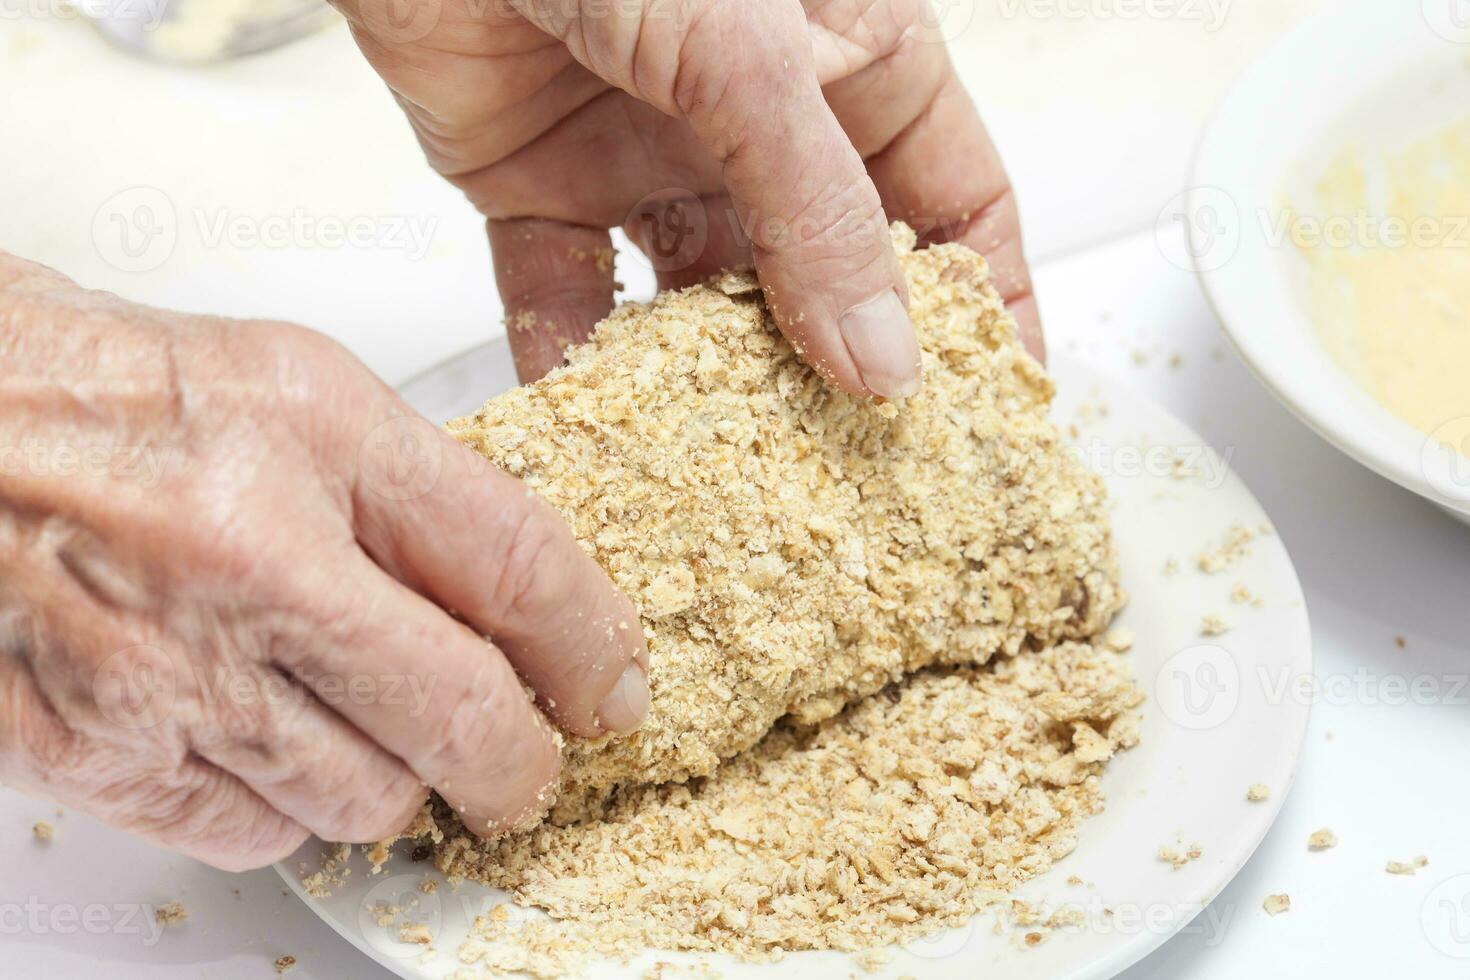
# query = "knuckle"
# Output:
<box><xmin>417</xmin><ymin>660</ymin><xmax>533</xmax><ymax>782</ymax></box>
<box><xmin>486</xmin><ymin>495</ymin><xmax>570</xmax><ymax>623</ymax></box>
<box><xmin>126</xmin><ymin>765</ymin><xmax>302</xmax><ymax>870</ymax></box>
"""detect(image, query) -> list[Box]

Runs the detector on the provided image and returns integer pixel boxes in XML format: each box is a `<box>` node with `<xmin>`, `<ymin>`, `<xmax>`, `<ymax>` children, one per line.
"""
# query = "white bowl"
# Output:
<box><xmin>1189</xmin><ymin>1</ymin><xmax>1470</xmax><ymax>523</ymax></box>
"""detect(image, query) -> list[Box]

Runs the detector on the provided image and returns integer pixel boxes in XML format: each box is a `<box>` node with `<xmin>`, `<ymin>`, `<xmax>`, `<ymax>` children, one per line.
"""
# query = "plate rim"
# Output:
<box><xmin>282</xmin><ymin>345</ymin><xmax>1314</xmax><ymax>980</ymax></box>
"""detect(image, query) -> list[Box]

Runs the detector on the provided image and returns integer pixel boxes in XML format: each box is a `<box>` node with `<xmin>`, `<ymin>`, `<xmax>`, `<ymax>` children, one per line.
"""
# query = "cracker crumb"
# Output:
<box><xmin>1162</xmin><ymin>557</ymin><xmax>1179</xmax><ymax>576</ymax></box>
<box><xmin>1246</xmin><ymin>783</ymin><xmax>1269</xmax><ymax>802</ymax></box>
<box><xmin>1157</xmin><ymin>842</ymin><xmax>1202</xmax><ymax>870</ymax></box>
<box><xmin>154</xmin><ymin>902</ymin><xmax>187</xmax><ymax>927</ymax></box>
<box><xmin>1200</xmin><ymin>614</ymin><xmax>1230</xmax><ymax>636</ymax></box>
<box><xmin>1229</xmin><ymin>583</ymin><xmax>1255</xmax><ymax>605</ymax></box>
<box><xmin>1386</xmin><ymin>857</ymin><xmax>1428</xmax><ymax>875</ymax></box>
<box><xmin>852</xmin><ymin>948</ymin><xmax>890</xmax><ymax>972</ymax></box>
<box><xmin>1307</xmin><ymin>828</ymin><xmax>1337</xmax><ymax>850</ymax></box>
<box><xmin>32</xmin><ymin>820</ymin><xmax>53</xmax><ymax>842</ymax></box>
<box><xmin>429</xmin><ymin>640</ymin><xmax>1141</xmax><ymax>969</ymax></box>
<box><xmin>1103</xmin><ymin>627</ymin><xmax>1135</xmax><ymax>653</ymax></box>
<box><xmin>375</xmin><ymin>226</ymin><xmax>1138</xmax><ymax>972</ymax></box>
<box><xmin>1195</xmin><ymin>524</ymin><xmax>1256</xmax><ymax>574</ymax></box>
<box><xmin>398</xmin><ymin>922</ymin><xmax>433</xmax><ymax>945</ymax></box>
<box><xmin>273</xmin><ymin>955</ymin><xmax>297</xmax><ymax>974</ymax></box>
<box><xmin>418</xmin><ymin>878</ymin><xmax>438</xmax><ymax>894</ymax></box>
<box><xmin>1262</xmin><ymin>893</ymin><xmax>1290</xmax><ymax>916</ymax></box>
<box><xmin>1395</xmin><ymin>635</ymin><xmax>1407</xmax><ymax>649</ymax></box>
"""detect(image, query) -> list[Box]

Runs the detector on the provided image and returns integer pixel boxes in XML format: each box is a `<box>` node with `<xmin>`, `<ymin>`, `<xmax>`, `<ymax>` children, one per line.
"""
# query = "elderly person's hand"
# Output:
<box><xmin>334</xmin><ymin>0</ymin><xmax>1042</xmax><ymax>393</ymax></box>
<box><xmin>0</xmin><ymin>254</ymin><xmax>647</xmax><ymax>869</ymax></box>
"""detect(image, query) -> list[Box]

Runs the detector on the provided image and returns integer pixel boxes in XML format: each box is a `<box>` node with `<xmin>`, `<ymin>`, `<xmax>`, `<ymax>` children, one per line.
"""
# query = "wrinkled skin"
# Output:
<box><xmin>0</xmin><ymin>0</ymin><xmax>1040</xmax><ymax>871</ymax></box>
<box><xmin>0</xmin><ymin>255</ymin><xmax>647</xmax><ymax>869</ymax></box>
<box><xmin>334</xmin><ymin>0</ymin><xmax>1042</xmax><ymax>391</ymax></box>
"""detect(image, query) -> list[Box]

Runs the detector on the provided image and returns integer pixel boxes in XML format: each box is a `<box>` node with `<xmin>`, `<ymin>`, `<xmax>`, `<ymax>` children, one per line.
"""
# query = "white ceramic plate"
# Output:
<box><xmin>1188</xmin><ymin>1</ymin><xmax>1470</xmax><ymax>522</ymax></box>
<box><xmin>279</xmin><ymin>343</ymin><xmax>1312</xmax><ymax>980</ymax></box>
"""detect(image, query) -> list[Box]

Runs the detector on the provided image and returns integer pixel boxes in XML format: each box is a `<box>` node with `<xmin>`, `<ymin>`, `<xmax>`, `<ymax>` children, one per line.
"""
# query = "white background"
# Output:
<box><xmin>3</xmin><ymin>1</ymin><xmax>1470</xmax><ymax>977</ymax></box>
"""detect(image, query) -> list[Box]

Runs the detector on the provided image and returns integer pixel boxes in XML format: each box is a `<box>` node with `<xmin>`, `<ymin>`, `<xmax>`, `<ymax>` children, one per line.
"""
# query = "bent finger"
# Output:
<box><xmin>489</xmin><ymin>218</ymin><xmax>617</xmax><ymax>384</ymax></box>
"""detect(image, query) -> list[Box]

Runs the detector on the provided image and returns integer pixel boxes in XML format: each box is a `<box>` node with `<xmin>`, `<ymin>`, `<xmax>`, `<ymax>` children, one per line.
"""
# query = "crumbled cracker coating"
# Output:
<box><xmin>430</xmin><ymin>640</ymin><xmax>1141</xmax><ymax>966</ymax></box>
<box><xmin>447</xmin><ymin>224</ymin><xmax>1123</xmax><ymax>818</ymax></box>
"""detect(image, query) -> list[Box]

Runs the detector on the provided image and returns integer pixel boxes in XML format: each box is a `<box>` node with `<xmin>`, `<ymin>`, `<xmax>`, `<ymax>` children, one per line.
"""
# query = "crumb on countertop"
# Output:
<box><xmin>1307</xmin><ymin>828</ymin><xmax>1337</xmax><ymax>850</ymax></box>
<box><xmin>1386</xmin><ymin>857</ymin><xmax>1429</xmax><ymax>876</ymax></box>
<box><xmin>154</xmin><ymin>902</ymin><xmax>187</xmax><ymax>927</ymax></box>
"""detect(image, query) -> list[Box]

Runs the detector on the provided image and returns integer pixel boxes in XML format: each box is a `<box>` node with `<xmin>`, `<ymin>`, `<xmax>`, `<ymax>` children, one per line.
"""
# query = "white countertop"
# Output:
<box><xmin>6</xmin><ymin>3</ymin><xmax>1470</xmax><ymax>977</ymax></box>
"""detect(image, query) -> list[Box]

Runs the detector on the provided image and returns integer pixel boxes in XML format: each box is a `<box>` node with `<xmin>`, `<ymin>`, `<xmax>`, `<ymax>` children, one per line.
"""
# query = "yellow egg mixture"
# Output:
<box><xmin>1289</xmin><ymin>115</ymin><xmax>1470</xmax><ymax>441</ymax></box>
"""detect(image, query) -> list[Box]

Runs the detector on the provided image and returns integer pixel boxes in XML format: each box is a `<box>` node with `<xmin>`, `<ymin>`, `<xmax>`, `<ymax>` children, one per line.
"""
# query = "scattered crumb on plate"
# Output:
<box><xmin>398</xmin><ymin>922</ymin><xmax>434</xmax><ymax>945</ymax></box>
<box><xmin>32</xmin><ymin>820</ymin><xmax>53</xmax><ymax>843</ymax></box>
<box><xmin>1307</xmin><ymin>828</ymin><xmax>1337</xmax><ymax>850</ymax></box>
<box><xmin>1263</xmin><ymin>894</ymin><xmax>1291</xmax><ymax>916</ymax></box>
<box><xmin>1246</xmin><ymin>784</ymin><xmax>1269</xmax><ymax>802</ymax></box>
<box><xmin>1157</xmin><ymin>843</ymin><xmax>1203</xmax><ymax>870</ymax></box>
<box><xmin>1200</xmin><ymin>614</ymin><xmax>1230</xmax><ymax>636</ymax></box>
<box><xmin>273</xmin><ymin>955</ymin><xmax>297</xmax><ymax>974</ymax></box>
<box><xmin>1196</xmin><ymin>524</ymin><xmax>1257</xmax><ymax>574</ymax></box>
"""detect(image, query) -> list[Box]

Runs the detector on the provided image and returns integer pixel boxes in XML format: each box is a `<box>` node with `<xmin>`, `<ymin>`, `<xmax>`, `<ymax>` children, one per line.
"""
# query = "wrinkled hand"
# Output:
<box><xmin>334</xmin><ymin>0</ymin><xmax>1041</xmax><ymax>393</ymax></box>
<box><xmin>0</xmin><ymin>254</ymin><xmax>647</xmax><ymax>870</ymax></box>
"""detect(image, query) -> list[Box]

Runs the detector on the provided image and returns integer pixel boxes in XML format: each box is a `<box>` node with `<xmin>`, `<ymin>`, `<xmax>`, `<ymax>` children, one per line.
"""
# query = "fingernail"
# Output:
<box><xmin>595</xmin><ymin>662</ymin><xmax>649</xmax><ymax>734</ymax></box>
<box><xmin>838</xmin><ymin>289</ymin><xmax>923</xmax><ymax>399</ymax></box>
